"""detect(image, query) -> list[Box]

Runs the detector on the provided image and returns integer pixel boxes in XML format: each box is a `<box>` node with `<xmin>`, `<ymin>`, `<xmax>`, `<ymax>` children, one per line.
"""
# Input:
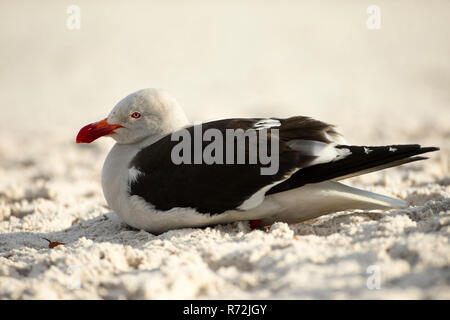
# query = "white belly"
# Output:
<box><xmin>101</xmin><ymin>143</ymin><xmax>140</xmax><ymax>227</ymax></box>
<box><xmin>100</xmin><ymin>140</ymin><xmax>243</xmax><ymax>233</ymax></box>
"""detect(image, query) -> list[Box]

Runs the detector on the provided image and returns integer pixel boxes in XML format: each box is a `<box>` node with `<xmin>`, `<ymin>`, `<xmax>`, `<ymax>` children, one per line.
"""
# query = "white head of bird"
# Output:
<box><xmin>76</xmin><ymin>88</ymin><xmax>189</xmax><ymax>145</ymax></box>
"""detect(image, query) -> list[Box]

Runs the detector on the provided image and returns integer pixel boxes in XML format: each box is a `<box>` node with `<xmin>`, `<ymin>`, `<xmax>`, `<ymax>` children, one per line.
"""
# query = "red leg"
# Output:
<box><xmin>249</xmin><ymin>220</ymin><xmax>260</xmax><ymax>229</ymax></box>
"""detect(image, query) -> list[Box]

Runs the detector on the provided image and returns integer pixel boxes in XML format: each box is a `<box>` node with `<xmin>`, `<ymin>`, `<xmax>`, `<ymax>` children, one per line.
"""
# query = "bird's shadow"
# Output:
<box><xmin>0</xmin><ymin>212</ymin><xmax>151</xmax><ymax>253</ymax></box>
<box><xmin>0</xmin><ymin>208</ymin><xmax>396</xmax><ymax>253</ymax></box>
<box><xmin>1</xmin><ymin>211</ymin><xmax>236</xmax><ymax>253</ymax></box>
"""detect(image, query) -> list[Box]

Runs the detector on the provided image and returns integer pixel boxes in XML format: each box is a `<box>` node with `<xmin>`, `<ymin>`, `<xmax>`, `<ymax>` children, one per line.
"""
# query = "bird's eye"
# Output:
<box><xmin>130</xmin><ymin>112</ymin><xmax>141</xmax><ymax>119</ymax></box>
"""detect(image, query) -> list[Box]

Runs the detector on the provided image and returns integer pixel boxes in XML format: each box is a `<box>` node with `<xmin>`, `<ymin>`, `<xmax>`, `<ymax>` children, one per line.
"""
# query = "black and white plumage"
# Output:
<box><xmin>76</xmin><ymin>88</ymin><xmax>439</xmax><ymax>234</ymax></box>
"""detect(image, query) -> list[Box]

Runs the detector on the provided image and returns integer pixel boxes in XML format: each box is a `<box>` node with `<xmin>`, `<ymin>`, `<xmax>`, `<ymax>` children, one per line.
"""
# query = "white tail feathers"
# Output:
<box><xmin>326</xmin><ymin>181</ymin><xmax>407</xmax><ymax>209</ymax></box>
<box><xmin>256</xmin><ymin>181</ymin><xmax>407</xmax><ymax>225</ymax></box>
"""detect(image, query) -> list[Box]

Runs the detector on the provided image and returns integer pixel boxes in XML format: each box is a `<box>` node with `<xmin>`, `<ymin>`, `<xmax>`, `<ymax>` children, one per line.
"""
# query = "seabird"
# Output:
<box><xmin>76</xmin><ymin>88</ymin><xmax>439</xmax><ymax>234</ymax></box>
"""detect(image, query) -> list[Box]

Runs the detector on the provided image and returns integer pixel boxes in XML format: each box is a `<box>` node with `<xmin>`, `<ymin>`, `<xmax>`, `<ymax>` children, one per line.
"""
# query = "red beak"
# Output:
<box><xmin>76</xmin><ymin>118</ymin><xmax>123</xmax><ymax>143</ymax></box>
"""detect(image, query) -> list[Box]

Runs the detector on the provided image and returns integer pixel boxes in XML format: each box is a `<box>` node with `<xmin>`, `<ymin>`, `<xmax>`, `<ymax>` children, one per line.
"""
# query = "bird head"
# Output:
<box><xmin>76</xmin><ymin>88</ymin><xmax>189</xmax><ymax>145</ymax></box>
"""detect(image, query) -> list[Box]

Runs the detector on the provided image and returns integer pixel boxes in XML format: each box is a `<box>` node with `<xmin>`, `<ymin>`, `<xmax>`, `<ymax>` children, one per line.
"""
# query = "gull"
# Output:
<box><xmin>76</xmin><ymin>88</ymin><xmax>439</xmax><ymax>234</ymax></box>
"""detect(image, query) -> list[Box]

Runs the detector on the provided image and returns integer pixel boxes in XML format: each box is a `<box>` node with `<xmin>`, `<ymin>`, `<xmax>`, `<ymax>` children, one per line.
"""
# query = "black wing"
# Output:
<box><xmin>267</xmin><ymin>144</ymin><xmax>439</xmax><ymax>195</ymax></box>
<box><xmin>128</xmin><ymin>117</ymin><xmax>339</xmax><ymax>214</ymax></box>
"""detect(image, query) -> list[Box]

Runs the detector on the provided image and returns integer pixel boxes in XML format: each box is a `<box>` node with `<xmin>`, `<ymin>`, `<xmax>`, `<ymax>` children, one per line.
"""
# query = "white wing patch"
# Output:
<box><xmin>389</xmin><ymin>147</ymin><xmax>397</xmax><ymax>152</ymax></box>
<box><xmin>237</xmin><ymin>181</ymin><xmax>281</xmax><ymax>210</ymax></box>
<box><xmin>364</xmin><ymin>147</ymin><xmax>372</xmax><ymax>154</ymax></box>
<box><xmin>335</xmin><ymin>148</ymin><xmax>351</xmax><ymax>161</ymax></box>
<box><xmin>253</xmin><ymin>119</ymin><xmax>281</xmax><ymax>130</ymax></box>
<box><xmin>128</xmin><ymin>166</ymin><xmax>144</xmax><ymax>183</ymax></box>
<box><xmin>287</xmin><ymin>140</ymin><xmax>352</xmax><ymax>166</ymax></box>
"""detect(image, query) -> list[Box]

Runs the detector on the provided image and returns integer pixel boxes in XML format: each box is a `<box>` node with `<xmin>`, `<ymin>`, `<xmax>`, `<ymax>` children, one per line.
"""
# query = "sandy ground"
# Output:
<box><xmin>0</xmin><ymin>1</ymin><xmax>449</xmax><ymax>299</ymax></box>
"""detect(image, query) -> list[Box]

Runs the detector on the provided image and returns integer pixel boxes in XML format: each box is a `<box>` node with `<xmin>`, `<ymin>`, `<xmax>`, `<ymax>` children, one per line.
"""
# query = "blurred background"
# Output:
<box><xmin>0</xmin><ymin>0</ymin><xmax>448</xmax><ymax>146</ymax></box>
<box><xmin>0</xmin><ymin>1</ymin><xmax>449</xmax><ymax>299</ymax></box>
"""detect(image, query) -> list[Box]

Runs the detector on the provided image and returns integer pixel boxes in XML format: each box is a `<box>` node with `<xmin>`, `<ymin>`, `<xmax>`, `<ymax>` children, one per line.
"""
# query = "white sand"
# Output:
<box><xmin>0</xmin><ymin>1</ymin><xmax>449</xmax><ymax>299</ymax></box>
